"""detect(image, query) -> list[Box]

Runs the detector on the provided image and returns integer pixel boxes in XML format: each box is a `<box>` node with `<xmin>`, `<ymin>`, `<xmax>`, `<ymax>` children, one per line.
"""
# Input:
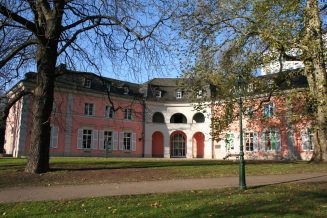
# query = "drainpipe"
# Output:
<box><xmin>142</xmin><ymin>97</ymin><xmax>146</xmax><ymax>157</ymax></box>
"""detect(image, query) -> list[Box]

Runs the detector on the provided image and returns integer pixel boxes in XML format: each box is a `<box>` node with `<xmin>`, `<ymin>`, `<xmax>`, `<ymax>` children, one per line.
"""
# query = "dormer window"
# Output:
<box><xmin>123</xmin><ymin>87</ymin><xmax>129</xmax><ymax>95</ymax></box>
<box><xmin>197</xmin><ymin>90</ymin><xmax>203</xmax><ymax>99</ymax></box>
<box><xmin>176</xmin><ymin>90</ymin><xmax>182</xmax><ymax>99</ymax></box>
<box><xmin>247</xmin><ymin>83</ymin><xmax>253</xmax><ymax>93</ymax></box>
<box><xmin>155</xmin><ymin>90</ymin><xmax>162</xmax><ymax>98</ymax></box>
<box><xmin>84</xmin><ymin>78</ymin><xmax>92</xmax><ymax>88</ymax></box>
<box><xmin>106</xmin><ymin>83</ymin><xmax>111</xmax><ymax>92</ymax></box>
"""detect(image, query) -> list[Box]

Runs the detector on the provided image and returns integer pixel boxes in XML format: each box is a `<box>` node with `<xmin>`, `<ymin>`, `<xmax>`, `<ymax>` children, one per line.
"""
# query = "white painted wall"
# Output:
<box><xmin>144</xmin><ymin>101</ymin><xmax>212</xmax><ymax>159</ymax></box>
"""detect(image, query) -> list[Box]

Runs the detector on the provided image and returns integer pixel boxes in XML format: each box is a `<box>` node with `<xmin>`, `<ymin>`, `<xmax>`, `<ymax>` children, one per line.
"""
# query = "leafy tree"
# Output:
<box><xmin>0</xmin><ymin>0</ymin><xmax>174</xmax><ymax>173</ymax></box>
<box><xmin>176</xmin><ymin>0</ymin><xmax>326</xmax><ymax>161</ymax></box>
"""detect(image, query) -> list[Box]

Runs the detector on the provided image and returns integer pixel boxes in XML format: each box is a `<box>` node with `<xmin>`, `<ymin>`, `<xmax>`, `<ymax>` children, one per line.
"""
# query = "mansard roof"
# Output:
<box><xmin>22</xmin><ymin>71</ymin><xmax>143</xmax><ymax>99</ymax></box>
<box><xmin>10</xmin><ymin>68</ymin><xmax>309</xmax><ymax>103</ymax></box>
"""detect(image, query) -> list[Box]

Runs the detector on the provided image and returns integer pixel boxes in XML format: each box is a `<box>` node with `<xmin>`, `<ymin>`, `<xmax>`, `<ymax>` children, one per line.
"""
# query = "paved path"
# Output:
<box><xmin>1</xmin><ymin>173</ymin><xmax>327</xmax><ymax>203</ymax></box>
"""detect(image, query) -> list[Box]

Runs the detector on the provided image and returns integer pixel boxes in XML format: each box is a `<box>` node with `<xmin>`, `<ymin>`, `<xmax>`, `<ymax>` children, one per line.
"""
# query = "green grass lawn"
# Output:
<box><xmin>1</xmin><ymin>157</ymin><xmax>327</xmax><ymax>175</ymax></box>
<box><xmin>1</xmin><ymin>157</ymin><xmax>327</xmax><ymax>188</ymax></box>
<box><xmin>0</xmin><ymin>182</ymin><xmax>326</xmax><ymax>217</ymax></box>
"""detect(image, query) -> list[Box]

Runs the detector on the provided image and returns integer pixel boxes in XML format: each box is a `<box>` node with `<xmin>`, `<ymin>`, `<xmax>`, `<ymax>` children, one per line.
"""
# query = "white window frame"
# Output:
<box><xmin>84</xmin><ymin>78</ymin><xmax>92</xmax><ymax>88</ymax></box>
<box><xmin>176</xmin><ymin>91</ymin><xmax>182</xmax><ymax>99</ymax></box>
<box><xmin>196</xmin><ymin>90</ymin><xmax>203</xmax><ymax>99</ymax></box>
<box><xmin>301</xmin><ymin>128</ymin><xmax>314</xmax><ymax>151</ymax></box>
<box><xmin>119</xmin><ymin>132</ymin><xmax>136</xmax><ymax>151</ymax></box>
<box><xmin>82</xmin><ymin>129</ymin><xmax>92</xmax><ymax>149</ymax></box>
<box><xmin>84</xmin><ymin>103</ymin><xmax>94</xmax><ymax>116</ymax></box>
<box><xmin>263</xmin><ymin>103</ymin><xmax>275</xmax><ymax>118</ymax></box>
<box><xmin>260</xmin><ymin>129</ymin><xmax>281</xmax><ymax>151</ymax></box>
<box><xmin>103</xmin><ymin>131</ymin><xmax>113</xmax><ymax>150</ymax></box>
<box><xmin>124</xmin><ymin>108</ymin><xmax>133</xmax><ymax>120</ymax></box>
<box><xmin>77</xmin><ymin>128</ymin><xmax>98</xmax><ymax>150</ymax></box>
<box><xmin>123</xmin><ymin>87</ymin><xmax>129</xmax><ymax>95</ymax></box>
<box><xmin>50</xmin><ymin>126</ymin><xmax>59</xmax><ymax>149</ymax></box>
<box><xmin>247</xmin><ymin>83</ymin><xmax>254</xmax><ymax>93</ymax></box>
<box><xmin>105</xmin><ymin>106</ymin><xmax>114</xmax><ymax>118</ymax></box>
<box><xmin>225</xmin><ymin>133</ymin><xmax>235</xmax><ymax>151</ymax></box>
<box><xmin>155</xmin><ymin>90</ymin><xmax>162</xmax><ymax>98</ymax></box>
<box><xmin>244</xmin><ymin>132</ymin><xmax>258</xmax><ymax>152</ymax></box>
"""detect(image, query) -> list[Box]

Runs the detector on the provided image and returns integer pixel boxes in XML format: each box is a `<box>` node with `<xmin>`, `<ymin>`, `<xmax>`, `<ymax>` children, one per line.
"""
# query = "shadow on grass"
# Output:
<box><xmin>48</xmin><ymin>160</ymin><xmax>303</xmax><ymax>172</ymax></box>
<box><xmin>163</xmin><ymin>183</ymin><xmax>327</xmax><ymax>218</ymax></box>
<box><xmin>249</xmin><ymin>174</ymin><xmax>327</xmax><ymax>190</ymax></box>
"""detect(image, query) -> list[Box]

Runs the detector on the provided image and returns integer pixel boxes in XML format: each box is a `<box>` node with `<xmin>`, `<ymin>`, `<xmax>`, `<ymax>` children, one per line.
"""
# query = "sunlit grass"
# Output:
<box><xmin>0</xmin><ymin>182</ymin><xmax>326</xmax><ymax>217</ymax></box>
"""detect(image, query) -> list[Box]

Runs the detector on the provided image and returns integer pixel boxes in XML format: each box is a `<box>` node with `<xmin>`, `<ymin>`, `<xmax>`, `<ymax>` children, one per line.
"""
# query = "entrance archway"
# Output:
<box><xmin>193</xmin><ymin>132</ymin><xmax>205</xmax><ymax>158</ymax></box>
<box><xmin>152</xmin><ymin>131</ymin><xmax>164</xmax><ymax>157</ymax></box>
<box><xmin>170</xmin><ymin>131</ymin><xmax>186</xmax><ymax>157</ymax></box>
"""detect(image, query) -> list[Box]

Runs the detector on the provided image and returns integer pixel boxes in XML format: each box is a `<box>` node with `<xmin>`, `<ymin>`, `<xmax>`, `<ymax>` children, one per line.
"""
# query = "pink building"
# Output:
<box><xmin>3</xmin><ymin>71</ymin><xmax>314</xmax><ymax>160</ymax></box>
<box><xmin>5</xmin><ymin>72</ymin><xmax>145</xmax><ymax>157</ymax></box>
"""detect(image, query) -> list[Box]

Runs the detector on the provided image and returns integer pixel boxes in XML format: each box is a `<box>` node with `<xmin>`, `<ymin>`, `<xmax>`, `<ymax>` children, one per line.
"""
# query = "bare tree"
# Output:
<box><xmin>0</xmin><ymin>0</ymin><xmax>175</xmax><ymax>173</ymax></box>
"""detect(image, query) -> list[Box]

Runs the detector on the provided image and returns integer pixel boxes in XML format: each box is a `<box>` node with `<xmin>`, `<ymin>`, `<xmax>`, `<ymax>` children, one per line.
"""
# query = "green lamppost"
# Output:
<box><xmin>237</xmin><ymin>74</ymin><xmax>247</xmax><ymax>190</ymax></box>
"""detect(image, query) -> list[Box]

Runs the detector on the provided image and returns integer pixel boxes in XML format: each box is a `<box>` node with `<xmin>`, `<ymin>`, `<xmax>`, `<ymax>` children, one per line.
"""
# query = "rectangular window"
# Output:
<box><xmin>82</xmin><ymin>129</ymin><xmax>92</xmax><ymax>149</ymax></box>
<box><xmin>261</xmin><ymin>130</ymin><xmax>280</xmax><ymax>151</ymax></box>
<box><xmin>50</xmin><ymin>126</ymin><xmax>59</xmax><ymax>149</ymax></box>
<box><xmin>176</xmin><ymin>91</ymin><xmax>182</xmax><ymax>99</ymax></box>
<box><xmin>247</xmin><ymin>83</ymin><xmax>254</xmax><ymax>93</ymax></box>
<box><xmin>225</xmin><ymin>133</ymin><xmax>235</xmax><ymax>151</ymax></box>
<box><xmin>123</xmin><ymin>87</ymin><xmax>129</xmax><ymax>95</ymax></box>
<box><xmin>123</xmin><ymin>132</ymin><xmax>132</xmax><ymax>150</ymax></box>
<box><xmin>84</xmin><ymin>79</ymin><xmax>92</xmax><ymax>88</ymax></box>
<box><xmin>197</xmin><ymin>90</ymin><xmax>203</xmax><ymax>99</ymax></box>
<box><xmin>124</xmin><ymin>109</ymin><xmax>132</xmax><ymax>120</ymax></box>
<box><xmin>105</xmin><ymin>106</ymin><xmax>114</xmax><ymax>118</ymax></box>
<box><xmin>244</xmin><ymin>132</ymin><xmax>254</xmax><ymax>151</ymax></box>
<box><xmin>155</xmin><ymin>90</ymin><xmax>162</xmax><ymax>98</ymax></box>
<box><xmin>84</xmin><ymin>103</ymin><xmax>94</xmax><ymax>116</ymax></box>
<box><xmin>302</xmin><ymin>128</ymin><xmax>314</xmax><ymax>151</ymax></box>
<box><xmin>104</xmin><ymin>131</ymin><xmax>113</xmax><ymax>150</ymax></box>
<box><xmin>263</xmin><ymin>103</ymin><xmax>275</xmax><ymax>118</ymax></box>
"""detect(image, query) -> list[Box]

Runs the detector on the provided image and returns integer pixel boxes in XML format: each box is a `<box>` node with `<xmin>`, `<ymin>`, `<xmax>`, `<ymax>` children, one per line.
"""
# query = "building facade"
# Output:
<box><xmin>3</xmin><ymin>72</ymin><xmax>314</xmax><ymax>160</ymax></box>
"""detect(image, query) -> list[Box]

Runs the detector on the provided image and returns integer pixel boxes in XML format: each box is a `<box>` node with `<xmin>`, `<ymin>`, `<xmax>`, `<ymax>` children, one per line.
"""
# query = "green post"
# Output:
<box><xmin>238</xmin><ymin>75</ymin><xmax>246</xmax><ymax>190</ymax></box>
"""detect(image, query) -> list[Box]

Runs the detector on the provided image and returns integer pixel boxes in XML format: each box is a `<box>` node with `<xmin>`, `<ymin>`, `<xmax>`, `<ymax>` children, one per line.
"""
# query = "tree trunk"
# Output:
<box><xmin>302</xmin><ymin>0</ymin><xmax>327</xmax><ymax>162</ymax></box>
<box><xmin>25</xmin><ymin>44</ymin><xmax>56</xmax><ymax>173</ymax></box>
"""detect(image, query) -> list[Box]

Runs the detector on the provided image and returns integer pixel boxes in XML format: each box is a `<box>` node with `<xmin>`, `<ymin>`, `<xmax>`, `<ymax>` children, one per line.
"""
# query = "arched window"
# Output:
<box><xmin>171</xmin><ymin>132</ymin><xmax>186</xmax><ymax>157</ymax></box>
<box><xmin>192</xmin><ymin>113</ymin><xmax>205</xmax><ymax>123</ymax></box>
<box><xmin>152</xmin><ymin>112</ymin><xmax>165</xmax><ymax>123</ymax></box>
<box><xmin>170</xmin><ymin>113</ymin><xmax>187</xmax><ymax>123</ymax></box>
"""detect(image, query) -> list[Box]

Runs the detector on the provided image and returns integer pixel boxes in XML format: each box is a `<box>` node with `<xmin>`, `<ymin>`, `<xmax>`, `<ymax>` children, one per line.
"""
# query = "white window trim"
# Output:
<box><xmin>84</xmin><ymin>103</ymin><xmax>95</xmax><ymax>116</ymax></box>
<box><xmin>77</xmin><ymin>128</ymin><xmax>98</xmax><ymax>150</ymax></box>
<box><xmin>301</xmin><ymin>128</ymin><xmax>314</xmax><ymax>151</ymax></box>
<box><xmin>119</xmin><ymin>131</ymin><xmax>136</xmax><ymax>151</ymax></box>
<box><xmin>124</xmin><ymin>108</ymin><xmax>133</xmax><ymax>120</ymax></box>
<box><xmin>263</xmin><ymin>103</ymin><xmax>275</xmax><ymax>118</ymax></box>
<box><xmin>176</xmin><ymin>91</ymin><xmax>182</xmax><ymax>99</ymax></box>
<box><xmin>105</xmin><ymin>106</ymin><xmax>114</xmax><ymax>118</ymax></box>
<box><xmin>50</xmin><ymin>126</ymin><xmax>59</xmax><ymax>149</ymax></box>
<box><xmin>244</xmin><ymin>132</ymin><xmax>258</xmax><ymax>152</ymax></box>
<box><xmin>84</xmin><ymin>78</ymin><xmax>92</xmax><ymax>88</ymax></box>
<box><xmin>260</xmin><ymin>130</ymin><xmax>281</xmax><ymax>151</ymax></box>
<box><xmin>155</xmin><ymin>90</ymin><xmax>162</xmax><ymax>98</ymax></box>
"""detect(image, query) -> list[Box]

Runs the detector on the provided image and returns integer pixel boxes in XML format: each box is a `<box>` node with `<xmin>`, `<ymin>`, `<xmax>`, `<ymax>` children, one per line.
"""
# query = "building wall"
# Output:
<box><xmin>213</xmin><ymin>95</ymin><xmax>314</xmax><ymax>160</ymax></box>
<box><xmin>144</xmin><ymin>102</ymin><xmax>212</xmax><ymax>159</ymax></box>
<box><xmin>5</xmin><ymin>87</ymin><xmax>145</xmax><ymax>157</ymax></box>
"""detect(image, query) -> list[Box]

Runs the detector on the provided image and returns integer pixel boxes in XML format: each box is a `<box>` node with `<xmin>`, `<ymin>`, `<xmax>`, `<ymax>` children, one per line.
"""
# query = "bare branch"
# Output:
<box><xmin>0</xmin><ymin>4</ymin><xmax>37</xmax><ymax>33</ymax></box>
<box><xmin>0</xmin><ymin>40</ymin><xmax>37</xmax><ymax>69</ymax></box>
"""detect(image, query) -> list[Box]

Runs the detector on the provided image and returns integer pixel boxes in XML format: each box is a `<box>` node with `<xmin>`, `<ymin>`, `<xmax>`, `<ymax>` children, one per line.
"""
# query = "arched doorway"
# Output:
<box><xmin>193</xmin><ymin>132</ymin><xmax>205</xmax><ymax>158</ymax></box>
<box><xmin>152</xmin><ymin>131</ymin><xmax>164</xmax><ymax>157</ymax></box>
<box><xmin>170</xmin><ymin>131</ymin><xmax>186</xmax><ymax>157</ymax></box>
